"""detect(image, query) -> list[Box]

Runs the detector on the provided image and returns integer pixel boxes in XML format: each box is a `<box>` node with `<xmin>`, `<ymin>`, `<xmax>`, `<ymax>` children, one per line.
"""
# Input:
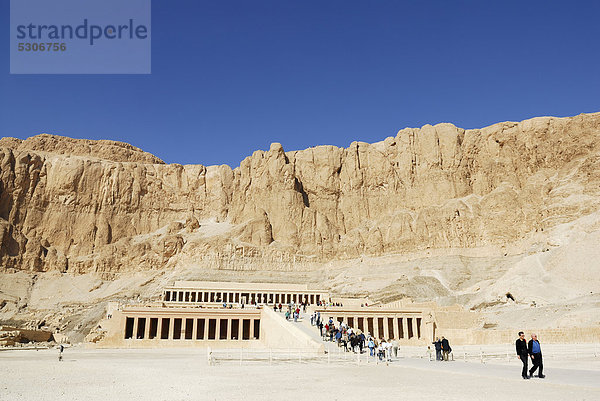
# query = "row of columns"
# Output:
<box><xmin>164</xmin><ymin>290</ymin><xmax>322</xmax><ymax>305</ymax></box>
<box><xmin>327</xmin><ymin>315</ymin><xmax>422</xmax><ymax>341</ymax></box>
<box><xmin>126</xmin><ymin>316</ymin><xmax>260</xmax><ymax>341</ymax></box>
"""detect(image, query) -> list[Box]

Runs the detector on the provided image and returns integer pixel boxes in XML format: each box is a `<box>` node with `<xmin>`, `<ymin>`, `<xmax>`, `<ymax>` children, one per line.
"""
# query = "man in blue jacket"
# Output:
<box><xmin>528</xmin><ymin>333</ymin><xmax>545</xmax><ymax>378</ymax></box>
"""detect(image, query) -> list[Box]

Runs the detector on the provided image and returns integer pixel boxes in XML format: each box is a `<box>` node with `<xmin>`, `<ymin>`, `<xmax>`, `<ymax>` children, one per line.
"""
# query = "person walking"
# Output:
<box><xmin>528</xmin><ymin>334</ymin><xmax>545</xmax><ymax>378</ymax></box>
<box><xmin>58</xmin><ymin>344</ymin><xmax>64</xmax><ymax>361</ymax></box>
<box><xmin>368</xmin><ymin>337</ymin><xmax>375</xmax><ymax>356</ymax></box>
<box><xmin>516</xmin><ymin>331</ymin><xmax>530</xmax><ymax>379</ymax></box>
<box><xmin>441</xmin><ymin>337</ymin><xmax>451</xmax><ymax>361</ymax></box>
<box><xmin>391</xmin><ymin>339</ymin><xmax>399</xmax><ymax>358</ymax></box>
<box><xmin>378</xmin><ymin>339</ymin><xmax>387</xmax><ymax>361</ymax></box>
<box><xmin>358</xmin><ymin>331</ymin><xmax>365</xmax><ymax>354</ymax></box>
<box><xmin>433</xmin><ymin>338</ymin><xmax>442</xmax><ymax>361</ymax></box>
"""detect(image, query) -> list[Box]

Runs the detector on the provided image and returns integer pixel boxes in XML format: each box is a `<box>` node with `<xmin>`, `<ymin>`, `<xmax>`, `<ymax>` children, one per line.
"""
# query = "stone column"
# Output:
<box><xmin>216</xmin><ymin>318</ymin><xmax>221</xmax><ymax>340</ymax></box>
<box><xmin>412</xmin><ymin>317</ymin><xmax>418</xmax><ymax>339</ymax></box>
<box><xmin>168</xmin><ymin>318</ymin><xmax>174</xmax><ymax>340</ymax></box>
<box><xmin>393</xmin><ymin>316</ymin><xmax>400</xmax><ymax>340</ymax></box>
<box><xmin>144</xmin><ymin>317</ymin><xmax>150</xmax><ymax>339</ymax></box>
<box><xmin>250</xmin><ymin>319</ymin><xmax>255</xmax><ymax>339</ymax></box>
<box><xmin>204</xmin><ymin>319</ymin><xmax>209</xmax><ymax>339</ymax></box>
<box><xmin>157</xmin><ymin>318</ymin><xmax>163</xmax><ymax>340</ymax></box>
<box><xmin>402</xmin><ymin>317</ymin><xmax>409</xmax><ymax>339</ymax></box>
<box><xmin>192</xmin><ymin>319</ymin><xmax>198</xmax><ymax>340</ymax></box>
<box><xmin>226</xmin><ymin>319</ymin><xmax>232</xmax><ymax>339</ymax></box>
<box><xmin>383</xmin><ymin>318</ymin><xmax>390</xmax><ymax>340</ymax></box>
<box><xmin>374</xmin><ymin>317</ymin><xmax>380</xmax><ymax>339</ymax></box>
<box><xmin>132</xmin><ymin>318</ymin><xmax>139</xmax><ymax>340</ymax></box>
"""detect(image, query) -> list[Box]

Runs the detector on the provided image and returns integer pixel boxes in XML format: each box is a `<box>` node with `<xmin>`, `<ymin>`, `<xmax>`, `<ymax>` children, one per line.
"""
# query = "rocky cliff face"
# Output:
<box><xmin>1</xmin><ymin>114</ymin><xmax>600</xmax><ymax>275</ymax></box>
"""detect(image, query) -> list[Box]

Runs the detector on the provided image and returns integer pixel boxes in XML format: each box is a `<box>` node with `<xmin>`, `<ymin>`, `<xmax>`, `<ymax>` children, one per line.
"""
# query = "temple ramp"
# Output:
<box><xmin>259</xmin><ymin>308</ymin><xmax>324</xmax><ymax>352</ymax></box>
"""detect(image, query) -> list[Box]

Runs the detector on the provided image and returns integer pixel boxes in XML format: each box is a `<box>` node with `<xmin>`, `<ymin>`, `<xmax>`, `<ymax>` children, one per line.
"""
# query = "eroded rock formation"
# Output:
<box><xmin>1</xmin><ymin>113</ymin><xmax>600</xmax><ymax>274</ymax></box>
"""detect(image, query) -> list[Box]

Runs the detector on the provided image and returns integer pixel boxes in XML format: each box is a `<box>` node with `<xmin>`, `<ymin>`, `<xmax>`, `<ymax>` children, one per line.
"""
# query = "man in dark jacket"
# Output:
<box><xmin>515</xmin><ymin>331</ymin><xmax>529</xmax><ymax>379</ymax></box>
<box><xmin>441</xmin><ymin>337</ymin><xmax>451</xmax><ymax>361</ymax></box>
<box><xmin>528</xmin><ymin>333</ymin><xmax>545</xmax><ymax>378</ymax></box>
<box><xmin>433</xmin><ymin>338</ymin><xmax>442</xmax><ymax>361</ymax></box>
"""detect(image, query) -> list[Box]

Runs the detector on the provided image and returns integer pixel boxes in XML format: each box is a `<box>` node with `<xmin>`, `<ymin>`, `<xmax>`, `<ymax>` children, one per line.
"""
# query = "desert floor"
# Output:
<box><xmin>1</xmin><ymin>346</ymin><xmax>599</xmax><ymax>401</ymax></box>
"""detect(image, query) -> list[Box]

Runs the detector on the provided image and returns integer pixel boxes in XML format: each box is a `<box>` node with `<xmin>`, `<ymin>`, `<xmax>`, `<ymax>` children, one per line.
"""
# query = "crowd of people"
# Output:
<box><xmin>274</xmin><ymin>302</ymin><xmax>306</xmax><ymax>322</ymax></box>
<box><xmin>275</xmin><ymin>304</ymin><xmax>461</xmax><ymax>365</ymax></box>
<box><xmin>309</xmin><ymin>311</ymin><xmax>400</xmax><ymax>362</ymax></box>
<box><xmin>278</xmin><ymin>303</ymin><xmax>550</xmax><ymax>379</ymax></box>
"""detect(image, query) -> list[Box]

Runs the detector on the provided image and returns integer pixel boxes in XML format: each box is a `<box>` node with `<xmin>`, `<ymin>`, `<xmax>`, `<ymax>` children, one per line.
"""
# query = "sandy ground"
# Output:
<box><xmin>1</xmin><ymin>347</ymin><xmax>599</xmax><ymax>401</ymax></box>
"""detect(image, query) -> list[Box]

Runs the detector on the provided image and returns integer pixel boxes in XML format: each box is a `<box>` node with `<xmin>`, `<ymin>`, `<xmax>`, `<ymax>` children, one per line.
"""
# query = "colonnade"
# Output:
<box><xmin>164</xmin><ymin>289</ymin><xmax>322</xmax><ymax>305</ymax></box>
<box><xmin>124</xmin><ymin>315</ymin><xmax>261</xmax><ymax>341</ymax></box>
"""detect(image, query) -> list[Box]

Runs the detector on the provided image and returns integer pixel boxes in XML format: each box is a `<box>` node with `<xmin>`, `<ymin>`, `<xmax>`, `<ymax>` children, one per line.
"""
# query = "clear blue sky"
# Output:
<box><xmin>1</xmin><ymin>0</ymin><xmax>599</xmax><ymax>167</ymax></box>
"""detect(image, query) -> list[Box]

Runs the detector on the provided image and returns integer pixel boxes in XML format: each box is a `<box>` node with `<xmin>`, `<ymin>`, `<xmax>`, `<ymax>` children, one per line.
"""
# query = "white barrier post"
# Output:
<box><xmin>269</xmin><ymin>349</ymin><xmax>272</xmax><ymax>366</ymax></box>
<box><xmin>207</xmin><ymin>346</ymin><xmax>212</xmax><ymax>366</ymax></box>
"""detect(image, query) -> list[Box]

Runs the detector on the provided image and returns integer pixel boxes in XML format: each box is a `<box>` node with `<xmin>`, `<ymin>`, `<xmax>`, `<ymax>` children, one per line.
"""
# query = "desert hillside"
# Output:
<box><xmin>1</xmin><ymin>113</ymin><xmax>599</xmax><ymax>341</ymax></box>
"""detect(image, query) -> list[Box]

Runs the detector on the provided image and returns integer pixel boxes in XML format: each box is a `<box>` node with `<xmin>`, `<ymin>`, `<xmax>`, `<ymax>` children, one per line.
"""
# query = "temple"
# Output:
<box><xmin>94</xmin><ymin>281</ymin><xmax>438</xmax><ymax>349</ymax></box>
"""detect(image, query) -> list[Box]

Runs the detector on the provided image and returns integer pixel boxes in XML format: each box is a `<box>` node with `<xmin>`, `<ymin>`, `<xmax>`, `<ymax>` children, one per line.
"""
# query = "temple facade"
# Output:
<box><xmin>94</xmin><ymin>281</ymin><xmax>436</xmax><ymax>348</ymax></box>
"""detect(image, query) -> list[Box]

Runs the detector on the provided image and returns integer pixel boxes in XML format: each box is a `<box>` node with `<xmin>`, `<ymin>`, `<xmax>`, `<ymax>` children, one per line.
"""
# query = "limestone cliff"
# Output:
<box><xmin>1</xmin><ymin>113</ymin><xmax>600</xmax><ymax>274</ymax></box>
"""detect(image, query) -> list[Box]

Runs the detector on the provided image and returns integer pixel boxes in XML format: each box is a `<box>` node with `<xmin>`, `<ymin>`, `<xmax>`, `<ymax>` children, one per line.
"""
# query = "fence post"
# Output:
<box><xmin>269</xmin><ymin>348</ymin><xmax>272</xmax><ymax>366</ymax></box>
<box><xmin>207</xmin><ymin>346</ymin><xmax>212</xmax><ymax>366</ymax></box>
<box><xmin>480</xmin><ymin>351</ymin><xmax>484</xmax><ymax>364</ymax></box>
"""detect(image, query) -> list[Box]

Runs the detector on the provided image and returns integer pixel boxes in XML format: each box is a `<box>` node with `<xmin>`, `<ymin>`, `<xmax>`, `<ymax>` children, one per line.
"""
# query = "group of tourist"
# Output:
<box><xmin>516</xmin><ymin>332</ymin><xmax>545</xmax><ymax>379</ymax></box>
<box><xmin>310</xmin><ymin>312</ymin><xmax>399</xmax><ymax>362</ymax></box>
<box><xmin>274</xmin><ymin>302</ymin><xmax>303</xmax><ymax>322</ymax></box>
<box><xmin>432</xmin><ymin>337</ymin><xmax>452</xmax><ymax>361</ymax></box>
